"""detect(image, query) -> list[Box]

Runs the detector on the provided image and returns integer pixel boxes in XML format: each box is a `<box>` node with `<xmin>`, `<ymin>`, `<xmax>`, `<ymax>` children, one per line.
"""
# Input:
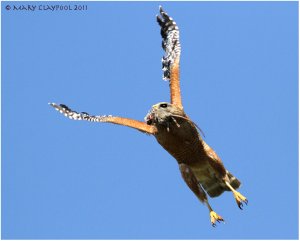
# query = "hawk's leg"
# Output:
<box><xmin>225</xmin><ymin>181</ymin><xmax>248</xmax><ymax>209</ymax></box>
<box><xmin>179</xmin><ymin>164</ymin><xmax>224</xmax><ymax>227</ymax></box>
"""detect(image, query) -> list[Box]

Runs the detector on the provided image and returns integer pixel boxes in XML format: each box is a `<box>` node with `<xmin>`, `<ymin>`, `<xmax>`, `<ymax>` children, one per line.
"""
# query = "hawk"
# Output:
<box><xmin>49</xmin><ymin>6</ymin><xmax>247</xmax><ymax>227</ymax></box>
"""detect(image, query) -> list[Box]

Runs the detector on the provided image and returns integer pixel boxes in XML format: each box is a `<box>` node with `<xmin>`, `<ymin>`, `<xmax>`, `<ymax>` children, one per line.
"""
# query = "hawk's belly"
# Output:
<box><xmin>190</xmin><ymin>163</ymin><xmax>215</xmax><ymax>184</ymax></box>
<box><xmin>153</xmin><ymin>119</ymin><xmax>229</xmax><ymax>196</ymax></box>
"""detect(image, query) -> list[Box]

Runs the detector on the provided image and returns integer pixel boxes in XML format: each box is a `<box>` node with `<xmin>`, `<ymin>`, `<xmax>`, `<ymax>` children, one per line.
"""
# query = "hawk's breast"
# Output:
<box><xmin>154</xmin><ymin>118</ymin><xmax>206</xmax><ymax>166</ymax></box>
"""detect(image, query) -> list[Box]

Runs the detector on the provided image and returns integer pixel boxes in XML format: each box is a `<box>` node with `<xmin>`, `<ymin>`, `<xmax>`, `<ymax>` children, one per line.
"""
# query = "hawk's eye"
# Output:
<box><xmin>160</xmin><ymin>103</ymin><xmax>168</xmax><ymax>108</ymax></box>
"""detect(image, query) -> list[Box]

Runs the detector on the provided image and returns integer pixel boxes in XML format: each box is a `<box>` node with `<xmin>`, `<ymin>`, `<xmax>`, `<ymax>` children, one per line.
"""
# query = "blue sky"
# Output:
<box><xmin>2</xmin><ymin>1</ymin><xmax>298</xmax><ymax>239</ymax></box>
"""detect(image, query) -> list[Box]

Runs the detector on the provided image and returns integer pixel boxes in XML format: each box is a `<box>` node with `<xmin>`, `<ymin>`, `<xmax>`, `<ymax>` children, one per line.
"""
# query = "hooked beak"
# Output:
<box><xmin>144</xmin><ymin>105</ymin><xmax>159</xmax><ymax>125</ymax></box>
<box><xmin>145</xmin><ymin>113</ymin><xmax>154</xmax><ymax>125</ymax></box>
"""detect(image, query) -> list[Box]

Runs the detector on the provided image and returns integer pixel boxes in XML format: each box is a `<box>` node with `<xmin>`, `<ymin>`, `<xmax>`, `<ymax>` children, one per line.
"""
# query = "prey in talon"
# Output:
<box><xmin>50</xmin><ymin>6</ymin><xmax>247</xmax><ymax>227</ymax></box>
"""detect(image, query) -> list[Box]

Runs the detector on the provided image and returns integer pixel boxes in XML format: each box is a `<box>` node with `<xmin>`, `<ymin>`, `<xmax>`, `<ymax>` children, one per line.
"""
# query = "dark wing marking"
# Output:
<box><xmin>157</xmin><ymin>6</ymin><xmax>183</xmax><ymax>109</ymax></box>
<box><xmin>49</xmin><ymin>103</ymin><xmax>157</xmax><ymax>134</ymax></box>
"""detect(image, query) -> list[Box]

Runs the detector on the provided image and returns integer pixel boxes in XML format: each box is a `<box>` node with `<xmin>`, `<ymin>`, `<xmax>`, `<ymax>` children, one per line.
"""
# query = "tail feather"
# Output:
<box><xmin>226</xmin><ymin>170</ymin><xmax>241</xmax><ymax>190</ymax></box>
<box><xmin>202</xmin><ymin>170</ymin><xmax>241</xmax><ymax>198</ymax></box>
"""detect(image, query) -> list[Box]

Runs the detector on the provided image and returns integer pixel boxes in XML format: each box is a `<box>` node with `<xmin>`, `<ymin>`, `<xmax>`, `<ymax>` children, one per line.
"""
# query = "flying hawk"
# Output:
<box><xmin>49</xmin><ymin>6</ymin><xmax>247</xmax><ymax>226</ymax></box>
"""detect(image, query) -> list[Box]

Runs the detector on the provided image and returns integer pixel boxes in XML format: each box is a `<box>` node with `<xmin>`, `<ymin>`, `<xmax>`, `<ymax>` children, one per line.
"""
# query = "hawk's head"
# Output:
<box><xmin>145</xmin><ymin>102</ymin><xmax>185</xmax><ymax>126</ymax></box>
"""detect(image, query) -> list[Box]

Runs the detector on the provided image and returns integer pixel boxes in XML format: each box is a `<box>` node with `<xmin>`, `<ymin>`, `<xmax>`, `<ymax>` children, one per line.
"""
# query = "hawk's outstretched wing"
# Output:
<box><xmin>157</xmin><ymin>6</ymin><xmax>182</xmax><ymax>109</ymax></box>
<box><xmin>49</xmin><ymin>103</ymin><xmax>157</xmax><ymax>134</ymax></box>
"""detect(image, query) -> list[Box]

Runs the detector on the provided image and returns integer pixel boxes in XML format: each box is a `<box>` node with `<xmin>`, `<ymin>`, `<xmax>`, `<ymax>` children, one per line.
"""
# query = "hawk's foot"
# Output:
<box><xmin>233</xmin><ymin>191</ymin><xmax>248</xmax><ymax>210</ymax></box>
<box><xmin>210</xmin><ymin>211</ymin><xmax>224</xmax><ymax>227</ymax></box>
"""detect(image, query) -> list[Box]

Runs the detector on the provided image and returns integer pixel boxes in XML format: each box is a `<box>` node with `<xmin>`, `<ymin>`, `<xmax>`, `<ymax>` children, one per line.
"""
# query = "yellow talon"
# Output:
<box><xmin>210</xmin><ymin>211</ymin><xmax>224</xmax><ymax>227</ymax></box>
<box><xmin>233</xmin><ymin>191</ymin><xmax>248</xmax><ymax>209</ymax></box>
<box><xmin>225</xmin><ymin>181</ymin><xmax>248</xmax><ymax>210</ymax></box>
